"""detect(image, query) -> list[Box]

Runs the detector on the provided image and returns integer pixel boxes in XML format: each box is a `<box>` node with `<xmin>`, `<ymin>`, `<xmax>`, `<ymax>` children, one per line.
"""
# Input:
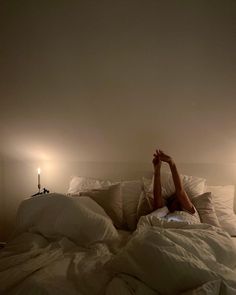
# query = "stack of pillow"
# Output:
<box><xmin>67</xmin><ymin>174</ymin><xmax>236</xmax><ymax>236</ymax></box>
<box><xmin>67</xmin><ymin>176</ymin><xmax>142</xmax><ymax>230</ymax></box>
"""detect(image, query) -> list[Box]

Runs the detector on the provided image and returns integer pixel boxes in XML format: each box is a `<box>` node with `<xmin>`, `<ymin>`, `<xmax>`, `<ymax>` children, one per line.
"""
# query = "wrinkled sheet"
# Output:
<box><xmin>108</xmin><ymin>219</ymin><xmax>236</xmax><ymax>295</ymax></box>
<box><xmin>13</xmin><ymin>194</ymin><xmax>119</xmax><ymax>245</ymax></box>
<box><xmin>1</xmin><ymin>211</ymin><xmax>236</xmax><ymax>295</ymax></box>
<box><xmin>0</xmin><ymin>232</ymin><xmax>115</xmax><ymax>295</ymax></box>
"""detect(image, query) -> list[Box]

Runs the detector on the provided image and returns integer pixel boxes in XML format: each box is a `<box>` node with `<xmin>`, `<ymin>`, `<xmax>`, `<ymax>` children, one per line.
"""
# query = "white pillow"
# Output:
<box><xmin>121</xmin><ymin>180</ymin><xmax>143</xmax><ymax>231</ymax></box>
<box><xmin>143</xmin><ymin>172</ymin><xmax>206</xmax><ymax>199</ymax></box>
<box><xmin>15</xmin><ymin>194</ymin><xmax>119</xmax><ymax>245</ymax></box>
<box><xmin>80</xmin><ymin>183</ymin><xmax>123</xmax><ymax>229</ymax></box>
<box><xmin>191</xmin><ymin>192</ymin><xmax>220</xmax><ymax>227</ymax></box>
<box><xmin>68</xmin><ymin>177</ymin><xmax>142</xmax><ymax>231</ymax></box>
<box><xmin>207</xmin><ymin>185</ymin><xmax>236</xmax><ymax>236</ymax></box>
<box><xmin>67</xmin><ymin>176</ymin><xmax>112</xmax><ymax>195</ymax></box>
<box><xmin>136</xmin><ymin>191</ymin><xmax>154</xmax><ymax>221</ymax></box>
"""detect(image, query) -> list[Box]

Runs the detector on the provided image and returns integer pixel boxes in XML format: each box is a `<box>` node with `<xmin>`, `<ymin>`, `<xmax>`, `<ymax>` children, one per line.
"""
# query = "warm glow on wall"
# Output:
<box><xmin>2</xmin><ymin>135</ymin><xmax>53</xmax><ymax>161</ymax></box>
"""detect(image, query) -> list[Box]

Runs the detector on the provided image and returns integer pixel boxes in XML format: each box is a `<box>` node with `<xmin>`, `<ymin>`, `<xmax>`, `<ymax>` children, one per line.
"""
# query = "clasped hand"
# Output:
<box><xmin>152</xmin><ymin>149</ymin><xmax>174</xmax><ymax>172</ymax></box>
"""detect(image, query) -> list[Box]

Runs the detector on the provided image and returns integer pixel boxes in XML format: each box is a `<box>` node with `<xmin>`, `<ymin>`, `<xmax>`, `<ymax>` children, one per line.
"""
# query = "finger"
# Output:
<box><xmin>159</xmin><ymin>151</ymin><xmax>166</xmax><ymax>156</ymax></box>
<box><xmin>153</xmin><ymin>155</ymin><xmax>159</xmax><ymax>161</ymax></box>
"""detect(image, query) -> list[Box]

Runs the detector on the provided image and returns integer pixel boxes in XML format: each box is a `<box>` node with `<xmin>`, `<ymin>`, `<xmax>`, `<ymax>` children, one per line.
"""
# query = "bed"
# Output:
<box><xmin>1</xmin><ymin>174</ymin><xmax>236</xmax><ymax>295</ymax></box>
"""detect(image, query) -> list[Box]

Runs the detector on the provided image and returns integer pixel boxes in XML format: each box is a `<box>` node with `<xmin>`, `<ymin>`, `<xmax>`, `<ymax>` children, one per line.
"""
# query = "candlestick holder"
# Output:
<box><xmin>31</xmin><ymin>187</ymin><xmax>50</xmax><ymax>197</ymax></box>
<box><xmin>31</xmin><ymin>167</ymin><xmax>50</xmax><ymax>197</ymax></box>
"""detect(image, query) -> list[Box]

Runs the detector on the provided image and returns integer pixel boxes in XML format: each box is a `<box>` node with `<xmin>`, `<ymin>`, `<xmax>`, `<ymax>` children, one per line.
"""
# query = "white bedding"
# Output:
<box><xmin>0</xmin><ymin>233</ymin><xmax>113</xmax><ymax>295</ymax></box>
<box><xmin>13</xmin><ymin>194</ymin><xmax>119</xmax><ymax>245</ymax></box>
<box><xmin>232</xmin><ymin>237</ymin><xmax>236</xmax><ymax>248</ymax></box>
<box><xmin>108</xmin><ymin>221</ymin><xmax>236</xmax><ymax>295</ymax></box>
<box><xmin>1</xmin><ymin>194</ymin><xmax>236</xmax><ymax>295</ymax></box>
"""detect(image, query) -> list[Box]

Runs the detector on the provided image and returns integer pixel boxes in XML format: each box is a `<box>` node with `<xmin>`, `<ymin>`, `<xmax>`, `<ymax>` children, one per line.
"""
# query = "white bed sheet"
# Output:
<box><xmin>2</xmin><ymin>225</ymin><xmax>236</xmax><ymax>295</ymax></box>
<box><xmin>0</xmin><ymin>229</ymin><xmax>132</xmax><ymax>295</ymax></box>
<box><xmin>232</xmin><ymin>237</ymin><xmax>236</xmax><ymax>274</ymax></box>
<box><xmin>108</xmin><ymin>219</ymin><xmax>236</xmax><ymax>295</ymax></box>
<box><xmin>231</xmin><ymin>236</ymin><xmax>236</xmax><ymax>247</ymax></box>
<box><xmin>1</xmin><ymin>192</ymin><xmax>236</xmax><ymax>295</ymax></box>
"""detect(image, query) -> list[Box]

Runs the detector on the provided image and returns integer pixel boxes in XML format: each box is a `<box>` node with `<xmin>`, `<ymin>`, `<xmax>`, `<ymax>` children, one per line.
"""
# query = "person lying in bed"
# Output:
<box><xmin>151</xmin><ymin>149</ymin><xmax>200</xmax><ymax>224</ymax></box>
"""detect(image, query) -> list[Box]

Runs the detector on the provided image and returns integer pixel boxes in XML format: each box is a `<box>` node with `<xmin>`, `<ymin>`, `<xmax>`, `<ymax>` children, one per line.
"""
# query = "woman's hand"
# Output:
<box><xmin>152</xmin><ymin>150</ymin><xmax>161</xmax><ymax>173</ymax></box>
<box><xmin>159</xmin><ymin>150</ymin><xmax>174</xmax><ymax>165</ymax></box>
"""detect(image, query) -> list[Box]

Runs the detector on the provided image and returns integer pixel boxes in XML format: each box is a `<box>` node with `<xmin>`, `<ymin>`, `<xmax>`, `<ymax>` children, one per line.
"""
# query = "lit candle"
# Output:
<box><xmin>37</xmin><ymin>168</ymin><xmax>41</xmax><ymax>191</ymax></box>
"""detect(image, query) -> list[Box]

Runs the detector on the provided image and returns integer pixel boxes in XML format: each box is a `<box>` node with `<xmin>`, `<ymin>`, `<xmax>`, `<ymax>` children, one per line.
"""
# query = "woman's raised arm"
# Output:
<box><xmin>152</xmin><ymin>150</ymin><xmax>164</xmax><ymax>210</ymax></box>
<box><xmin>159</xmin><ymin>150</ymin><xmax>195</xmax><ymax>214</ymax></box>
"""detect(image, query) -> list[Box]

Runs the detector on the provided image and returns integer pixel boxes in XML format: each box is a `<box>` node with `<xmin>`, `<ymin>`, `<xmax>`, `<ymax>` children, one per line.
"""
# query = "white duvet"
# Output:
<box><xmin>13</xmin><ymin>194</ymin><xmax>119</xmax><ymax>245</ymax></box>
<box><xmin>0</xmin><ymin>233</ymin><xmax>114</xmax><ymax>295</ymax></box>
<box><xmin>108</xmin><ymin>222</ymin><xmax>236</xmax><ymax>295</ymax></box>
<box><xmin>1</xmin><ymin>194</ymin><xmax>236</xmax><ymax>295</ymax></box>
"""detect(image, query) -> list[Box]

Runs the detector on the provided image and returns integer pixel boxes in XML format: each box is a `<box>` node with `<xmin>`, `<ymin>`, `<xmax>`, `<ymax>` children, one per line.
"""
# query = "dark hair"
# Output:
<box><xmin>166</xmin><ymin>194</ymin><xmax>182</xmax><ymax>212</ymax></box>
<box><xmin>166</xmin><ymin>194</ymin><xmax>176</xmax><ymax>209</ymax></box>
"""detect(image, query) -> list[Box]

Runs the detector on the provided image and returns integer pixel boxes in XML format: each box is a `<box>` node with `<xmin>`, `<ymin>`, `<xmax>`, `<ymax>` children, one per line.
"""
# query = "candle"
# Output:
<box><xmin>37</xmin><ymin>168</ymin><xmax>41</xmax><ymax>191</ymax></box>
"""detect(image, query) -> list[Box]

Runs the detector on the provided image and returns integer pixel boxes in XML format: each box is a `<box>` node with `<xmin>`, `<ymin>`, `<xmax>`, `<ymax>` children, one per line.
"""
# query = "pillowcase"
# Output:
<box><xmin>14</xmin><ymin>194</ymin><xmax>119</xmax><ymax>245</ymax></box>
<box><xmin>121</xmin><ymin>180</ymin><xmax>143</xmax><ymax>231</ymax></box>
<box><xmin>207</xmin><ymin>185</ymin><xmax>236</xmax><ymax>236</ymax></box>
<box><xmin>136</xmin><ymin>191</ymin><xmax>154</xmax><ymax>221</ymax></box>
<box><xmin>143</xmin><ymin>172</ymin><xmax>206</xmax><ymax>199</ymax></box>
<box><xmin>191</xmin><ymin>192</ymin><xmax>220</xmax><ymax>227</ymax></box>
<box><xmin>68</xmin><ymin>177</ymin><xmax>143</xmax><ymax>231</ymax></box>
<box><xmin>80</xmin><ymin>183</ymin><xmax>123</xmax><ymax>229</ymax></box>
<box><xmin>67</xmin><ymin>176</ymin><xmax>112</xmax><ymax>195</ymax></box>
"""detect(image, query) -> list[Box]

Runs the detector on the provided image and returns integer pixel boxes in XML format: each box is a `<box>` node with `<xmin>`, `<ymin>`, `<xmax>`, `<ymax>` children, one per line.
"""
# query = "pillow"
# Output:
<box><xmin>15</xmin><ymin>194</ymin><xmax>119</xmax><ymax>245</ymax></box>
<box><xmin>121</xmin><ymin>180</ymin><xmax>143</xmax><ymax>231</ymax></box>
<box><xmin>136</xmin><ymin>191</ymin><xmax>154</xmax><ymax>221</ymax></box>
<box><xmin>80</xmin><ymin>183</ymin><xmax>123</xmax><ymax>229</ymax></box>
<box><xmin>191</xmin><ymin>192</ymin><xmax>220</xmax><ymax>227</ymax></box>
<box><xmin>67</xmin><ymin>176</ymin><xmax>112</xmax><ymax>195</ymax></box>
<box><xmin>142</xmin><ymin>176</ymin><xmax>168</xmax><ymax>196</ymax></box>
<box><xmin>207</xmin><ymin>185</ymin><xmax>236</xmax><ymax>236</ymax></box>
<box><xmin>143</xmin><ymin>172</ymin><xmax>206</xmax><ymax>199</ymax></box>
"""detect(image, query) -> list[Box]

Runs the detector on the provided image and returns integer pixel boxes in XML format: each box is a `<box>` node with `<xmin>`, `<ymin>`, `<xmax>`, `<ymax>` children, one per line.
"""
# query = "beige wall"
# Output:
<box><xmin>0</xmin><ymin>1</ymin><xmax>236</xmax><ymax>239</ymax></box>
<box><xmin>1</xmin><ymin>0</ymin><xmax>236</xmax><ymax>165</ymax></box>
<box><xmin>0</xmin><ymin>161</ymin><xmax>4</xmax><ymax>239</ymax></box>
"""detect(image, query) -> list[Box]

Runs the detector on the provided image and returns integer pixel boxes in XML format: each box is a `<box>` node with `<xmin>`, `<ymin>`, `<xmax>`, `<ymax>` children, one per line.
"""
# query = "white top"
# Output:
<box><xmin>149</xmin><ymin>205</ymin><xmax>201</xmax><ymax>225</ymax></box>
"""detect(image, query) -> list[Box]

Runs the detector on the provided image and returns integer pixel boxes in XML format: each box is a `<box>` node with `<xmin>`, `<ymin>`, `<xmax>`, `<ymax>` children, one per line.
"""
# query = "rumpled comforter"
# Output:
<box><xmin>0</xmin><ymin>232</ymin><xmax>114</xmax><ymax>295</ymax></box>
<box><xmin>108</xmin><ymin>220</ymin><xmax>236</xmax><ymax>295</ymax></box>
<box><xmin>1</xmin><ymin>194</ymin><xmax>236</xmax><ymax>295</ymax></box>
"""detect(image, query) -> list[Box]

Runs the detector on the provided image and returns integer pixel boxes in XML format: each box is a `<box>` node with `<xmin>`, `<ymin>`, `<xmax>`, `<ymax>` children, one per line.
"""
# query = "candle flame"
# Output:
<box><xmin>37</xmin><ymin>168</ymin><xmax>41</xmax><ymax>174</ymax></box>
